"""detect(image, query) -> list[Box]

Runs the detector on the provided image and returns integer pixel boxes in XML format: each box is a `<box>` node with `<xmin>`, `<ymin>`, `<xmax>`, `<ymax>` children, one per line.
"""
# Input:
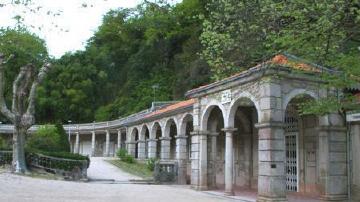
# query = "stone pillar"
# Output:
<box><xmin>318</xmin><ymin>113</ymin><xmax>348</xmax><ymax>201</ymax></box>
<box><xmin>222</xmin><ymin>128</ymin><xmax>237</xmax><ymax>195</ymax></box>
<box><xmin>105</xmin><ymin>130</ymin><xmax>110</xmax><ymax>157</ymax></box>
<box><xmin>117</xmin><ymin>130</ymin><xmax>121</xmax><ymax>150</ymax></box>
<box><xmin>208</xmin><ymin>132</ymin><xmax>218</xmax><ymax>189</ymax></box>
<box><xmin>148</xmin><ymin>139</ymin><xmax>157</xmax><ymax>158</ymax></box>
<box><xmin>256</xmin><ymin>122</ymin><xmax>287</xmax><ymax>202</ymax></box>
<box><xmin>160</xmin><ymin>137</ymin><xmax>171</xmax><ymax>160</ymax></box>
<box><xmin>74</xmin><ymin>132</ymin><xmax>80</xmax><ymax>154</ymax></box>
<box><xmin>191</xmin><ymin>130</ymin><xmax>208</xmax><ymax>190</ymax></box>
<box><xmin>137</xmin><ymin>140</ymin><xmax>146</xmax><ymax>159</ymax></box>
<box><xmin>351</xmin><ymin>123</ymin><xmax>360</xmax><ymax>201</ymax></box>
<box><xmin>91</xmin><ymin>131</ymin><xmax>96</xmax><ymax>157</ymax></box>
<box><xmin>176</xmin><ymin>134</ymin><xmax>188</xmax><ymax>184</ymax></box>
<box><xmin>126</xmin><ymin>141</ymin><xmax>136</xmax><ymax>157</ymax></box>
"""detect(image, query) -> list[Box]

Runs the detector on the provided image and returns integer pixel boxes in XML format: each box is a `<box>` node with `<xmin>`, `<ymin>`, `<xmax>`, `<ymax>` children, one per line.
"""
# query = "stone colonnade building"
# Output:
<box><xmin>0</xmin><ymin>54</ymin><xmax>359</xmax><ymax>201</ymax></box>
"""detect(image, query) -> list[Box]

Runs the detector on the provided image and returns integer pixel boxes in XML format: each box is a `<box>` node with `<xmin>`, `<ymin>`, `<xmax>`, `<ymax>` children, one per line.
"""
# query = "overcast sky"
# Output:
<box><xmin>0</xmin><ymin>0</ymin><xmax>179</xmax><ymax>58</ymax></box>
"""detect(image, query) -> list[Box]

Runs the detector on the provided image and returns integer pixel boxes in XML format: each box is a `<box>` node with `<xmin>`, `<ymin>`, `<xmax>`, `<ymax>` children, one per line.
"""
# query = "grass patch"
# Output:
<box><xmin>107</xmin><ymin>160</ymin><xmax>153</xmax><ymax>179</ymax></box>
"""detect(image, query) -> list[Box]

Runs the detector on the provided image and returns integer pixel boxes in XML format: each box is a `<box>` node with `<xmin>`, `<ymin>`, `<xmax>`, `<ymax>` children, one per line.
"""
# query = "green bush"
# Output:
<box><xmin>116</xmin><ymin>148</ymin><xmax>127</xmax><ymax>159</ymax></box>
<box><xmin>116</xmin><ymin>149</ymin><xmax>135</xmax><ymax>164</ymax></box>
<box><xmin>122</xmin><ymin>154</ymin><xmax>135</xmax><ymax>164</ymax></box>
<box><xmin>146</xmin><ymin>158</ymin><xmax>157</xmax><ymax>171</ymax></box>
<box><xmin>26</xmin><ymin>124</ymin><xmax>70</xmax><ymax>152</ymax></box>
<box><xmin>0</xmin><ymin>136</ymin><xmax>11</xmax><ymax>151</ymax></box>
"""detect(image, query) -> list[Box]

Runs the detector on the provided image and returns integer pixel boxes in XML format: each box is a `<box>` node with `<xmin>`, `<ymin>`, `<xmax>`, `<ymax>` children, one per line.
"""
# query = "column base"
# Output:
<box><xmin>320</xmin><ymin>194</ymin><xmax>348</xmax><ymax>202</ymax></box>
<box><xmin>224</xmin><ymin>190</ymin><xmax>235</xmax><ymax>196</ymax></box>
<box><xmin>257</xmin><ymin>196</ymin><xmax>287</xmax><ymax>202</ymax></box>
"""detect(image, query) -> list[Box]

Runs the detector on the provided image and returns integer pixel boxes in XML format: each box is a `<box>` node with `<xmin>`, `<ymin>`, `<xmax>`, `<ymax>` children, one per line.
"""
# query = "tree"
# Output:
<box><xmin>0</xmin><ymin>53</ymin><xmax>50</xmax><ymax>173</ymax></box>
<box><xmin>201</xmin><ymin>0</ymin><xmax>360</xmax><ymax>114</ymax></box>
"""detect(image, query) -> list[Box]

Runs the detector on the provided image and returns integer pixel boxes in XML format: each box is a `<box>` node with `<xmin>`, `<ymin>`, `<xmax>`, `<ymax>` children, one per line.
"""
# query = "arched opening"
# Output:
<box><xmin>165</xmin><ymin>119</ymin><xmax>177</xmax><ymax>160</ymax></box>
<box><xmin>140</xmin><ymin>125</ymin><xmax>150</xmax><ymax>159</ymax></box>
<box><xmin>133</xmin><ymin>128</ymin><xmax>139</xmax><ymax>158</ymax></box>
<box><xmin>152</xmin><ymin>122</ymin><xmax>162</xmax><ymax>159</ymax></box>
<box><xmin>182</xmin><ymin>114</ymin><xmax>193</xmax><ymax>184</ymax></box>
<box><xmin>202</xmin><ymin>105</ymin><xmax>225</xmax><ymax>189</ymax></box>
<box><xmin>228</xmin><ymin>97</ymin><xmax>259</xmax><ymax>191</ymax></box>
<box><xmin>284</xmin><ymin>94</ymin><xmax>319</xmax><ymax>196</ymax></box>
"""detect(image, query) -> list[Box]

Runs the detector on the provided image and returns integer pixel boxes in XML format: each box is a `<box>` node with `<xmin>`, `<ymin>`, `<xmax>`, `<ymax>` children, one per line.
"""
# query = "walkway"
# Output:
<box><xmin>87</xmin><ymin>157</ymin><xmax>141</xmax><ymax>182</ymax></box>
<box><xmin>0</xmin><ymin>172</ymin><xmax>236</xmax><ymax>202</ymax></box>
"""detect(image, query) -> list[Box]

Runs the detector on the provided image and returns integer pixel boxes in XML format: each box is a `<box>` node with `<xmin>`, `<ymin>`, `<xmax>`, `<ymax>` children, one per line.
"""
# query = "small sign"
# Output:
<box><xmin>347</xmin><ymin>112</ymin><xmax>360</xmax><ymax>122</ymax></box>
<box><xmin>221</xmin><ymin>89</ymin><xmax>232</xmax><ymax>104</ymax></box>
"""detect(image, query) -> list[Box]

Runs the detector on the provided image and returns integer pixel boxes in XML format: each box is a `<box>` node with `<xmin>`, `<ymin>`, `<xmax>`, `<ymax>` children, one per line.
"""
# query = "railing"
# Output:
<box><xmin>0</xmin><ymin>151</ymin><xmax>89</xmax><ymax>180</ymax></box>
<box><xmin>154</xmin><ymin>161</ymin><xmax>178</xmax><ymax>183</ymax></box>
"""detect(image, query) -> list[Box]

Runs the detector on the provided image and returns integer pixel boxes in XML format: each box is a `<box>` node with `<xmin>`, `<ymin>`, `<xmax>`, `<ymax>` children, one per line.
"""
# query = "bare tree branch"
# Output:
<box><xmin>25</xmin><ymin>63</ymin><xmax>51</xmax><ymax>123</ymax></box>
<box><xmin>0</xmin><ymin>53</ymin><xmax>15</xmax><ymax>122</ymax></box>
<box><xmin>12</xmin><ymin>65</ymin><xmax>29</xmax><ymax>114</ymax></box>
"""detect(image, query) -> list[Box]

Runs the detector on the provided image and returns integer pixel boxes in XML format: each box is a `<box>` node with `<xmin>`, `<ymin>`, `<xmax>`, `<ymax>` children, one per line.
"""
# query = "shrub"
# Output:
<box><xmin>122</xmin><ymin>154</ymin><xmax>135</xmax><ymax>164</ymax></box>
<box><xmin>146</xmin><ymin>158</ymin><xmax>157</xmax><ymax>171</ymax></box>
<box><xmin>0</xmin><ymin>136</ymin><xmax>11</xmax><ymax>151</ymax></box>
<box><xmin>26</xmin><ymin>124</ymin><xmax>70</xmax><ymax>152</ymax></box>
<box><xmin>116</xmin><ymin>148</ymin><xmax>127</xmax><ymax>159</ymax></box>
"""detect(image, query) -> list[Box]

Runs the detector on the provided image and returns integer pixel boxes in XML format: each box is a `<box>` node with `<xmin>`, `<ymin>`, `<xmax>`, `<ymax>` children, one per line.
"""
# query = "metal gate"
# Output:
<box><xmin>285</xmin><ymin>106</ymin><xmax>299</xmax><ymax>192</ymax></box>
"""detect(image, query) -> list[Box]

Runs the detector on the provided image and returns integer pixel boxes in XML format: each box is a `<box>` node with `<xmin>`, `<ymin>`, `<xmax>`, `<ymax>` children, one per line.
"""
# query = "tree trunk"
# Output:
<box><xmin>12</xmin><ymin>124</ymin><xmax>28</xmax><ymax>173</ymax></box>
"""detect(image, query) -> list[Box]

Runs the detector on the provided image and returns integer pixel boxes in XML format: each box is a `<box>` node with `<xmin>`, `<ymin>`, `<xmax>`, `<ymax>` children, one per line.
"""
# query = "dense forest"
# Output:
<box><xmin>0</xmin><ymin>0</ymin><xmax>359</xmax><ymax>124</ymax></box>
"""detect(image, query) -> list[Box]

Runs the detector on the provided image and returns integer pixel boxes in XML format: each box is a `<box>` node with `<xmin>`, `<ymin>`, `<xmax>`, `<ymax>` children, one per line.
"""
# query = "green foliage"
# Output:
<box><xmin>146</xmin><ymin>158</ymin><xmax>158</xmax><ymax>171</ymax></box>
<box><xmin>36</xmin><ymin>0</ymin><xmax>210</xmax><ymax>123</ymax></box>
<box><xmin>0</xmin><ymin>137</ymin><xmax>11</xmax><ymax>151</ymax></box>
<box><xmin>26</xmin><ymin>124</ymin><xmax>70</xmax><ymax>152</ymax></box>
<box><xmin>116</xmin><ymin>148</ymin><xmax>134</xmax><ymax>164</ymax></box>
<box><xmin>0</xmin><ymin>27</ymin><xmax>48</xmax><ymax>123</ymax></box>
<box><xmin>116</xmin><ymin>148</ymin><xmax>127</xmax><ymax>159</ymax></box>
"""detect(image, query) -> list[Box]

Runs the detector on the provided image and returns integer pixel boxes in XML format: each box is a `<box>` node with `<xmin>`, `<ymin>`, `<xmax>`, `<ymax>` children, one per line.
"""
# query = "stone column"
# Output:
<box><xmin>147</xmin><ymin>139</ymin><xmax>157</xmax><ymax>158</ymax></box>
<box><xmin>176</xmin><ymin>134</ymin><xmax>188</xmax><ymax>184</ymax></box>
<box><xmin>318</xmin><ymin>113</ymin><xmax>348</xmax><ymax>201</ymax></box>
<box><xmin>117</xmin><ymin>130</ymin><xmax>121</xmax><ymax>150</ymax></box>
<box><xmin>222</xmin><ymin>128</ymin><xmax>237</xmax><ymax>195</ymax></box>
<box><xmin>105</xmin><ymin>130</ymin><xmax>110</xmax><ymax>157</ymax></box>
<box><xmin>127</xmin><ymin>141</ymin><xmax>136</xmax><ymax>157</ymax></box>
<box><xmin>191</xmin><ymin>130</ymin><xmax>208</xmax><ymax>190</ymax></box>
<box><xmin>256</xmin><ymin>122</ymin><xmax>287</xmax><ymax>202</ymax></box>
<box><xmin>208</xmin><ymin>132</ymin><xmax>218</xmax><ymax>189</ymax></box>
<box><xmin>137</xmin><ymin>140</ymin><xmax>146</xmax><ymax>159</ymax></box>
<box><xmin>160</xmin><ymin>137</ymin><xmax>171</xmax><ymax>160</ymax></box>
<box><xmin>91</xmin><ymin>131</ymin><xmax>96</xmax><ymax>157</ymax></box>
<box><xmin>74</xmin><ymin>132</ymin><xmax>80</xmax><ymax>154</ymax></box>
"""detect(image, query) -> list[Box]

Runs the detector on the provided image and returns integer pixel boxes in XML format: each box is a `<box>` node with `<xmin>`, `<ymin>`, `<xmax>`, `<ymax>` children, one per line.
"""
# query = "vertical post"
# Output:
<box><xmin>91</xmin><ymin>131</ymin><xmax>96</xmax><ymax>157</ymax></box>
<box><xmin>222</xmin><ymin>128</ymin><xmax>237</xmax><ymax>195</ymax></box>
<box><xmin>117</xmin><ymin>129</ymin><xmax>121</xmax><ymax>150</ymax></box>
<box><xmin>138</xmin><ymin>140</ymin><xmax>146</xmax><ymax>159</ymax></box>
<box><xmin>105</xmin><ymin>130</ymin><xmax>110</xmax><ymax>157</ymax></box>
<box><xmin>176</xmin><ymin>134</ymin><xmax>188</xmax><ymax>184</ymax></box>
<box><xmin>256</xmin><ymin>122</ymin><xmax>287</xmax><ymax>202</ymax></box>
<box><xmin>74</xmin><ymin>132</ymin><xmax>80</xmax><ymax>154</ymax></box>
<box><xmin>160</xmin><ymin>137</ymin><xmax>171</xmax><ymax>160</ymax></box>
<box><xmin>190</xmin><ymin>130</ymin><xmax>208</xmax><ymax>190</ymax></box>
<box><xmin>148</xmin><ymin>139</ymin><xmax>157</xmax><ymax>158</ymax></box>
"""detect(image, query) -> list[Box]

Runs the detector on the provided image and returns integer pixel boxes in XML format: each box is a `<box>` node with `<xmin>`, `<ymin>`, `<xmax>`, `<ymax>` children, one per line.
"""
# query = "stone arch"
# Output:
<box><xmin>130</xmin><ymin>127</ymin><xmax>139</xmax><ymax>141</ymax></box>
<box><xmin>179</xmin><ymin>113</ymin><xmax>193</xmax><ymax>135</ymax></box>
<box><xmin>283</xmin><ymin>89</ymin><xmax>318</xmax><ymax>111</ymax></box>
<box><xmin>150</xmin><ymin>122</ymin><xmax>162</xmax><ymax>158</ymax></box>
<box><xmin>164</xmin><ymin>118</ymin><xmax>178</xmax><ymax>137</ymax></box>
<box><xmin>164</xmin><ymin>118</ymin><xmax>178</xmax><ymax>159</ymax></box>
<box><xmin>140</xmin><ymin>124</ymin><xmax>150</xmax><ymax>140</ymax></box>
<box><xmin>228</xmin><ymin>93</ymin><xmax>260</xmax><ymax>128</ymax></box>
<box><xmin>201</xmin><ymin>102</ymin><xmax>227</xmax><ymax>131</ymax></box>
<box><xmin>150</xmin><ymin>122</ymin><xmax>162</xmax><ymax>139</ymax></box>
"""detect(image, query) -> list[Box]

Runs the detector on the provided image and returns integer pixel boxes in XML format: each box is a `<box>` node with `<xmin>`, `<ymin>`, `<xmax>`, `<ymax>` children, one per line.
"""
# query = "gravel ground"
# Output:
<box><xmin>0</xmin><ymin>158</ymin><xmax>236</xmax><ymax>202</ymax></box>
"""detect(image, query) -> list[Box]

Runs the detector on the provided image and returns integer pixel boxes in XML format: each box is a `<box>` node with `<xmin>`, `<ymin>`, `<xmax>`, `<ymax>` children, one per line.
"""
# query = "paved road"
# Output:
<box><xmin>87</xmin><ymin>157</ymin><xmax>141</xmax><ymax>181</ymax></box>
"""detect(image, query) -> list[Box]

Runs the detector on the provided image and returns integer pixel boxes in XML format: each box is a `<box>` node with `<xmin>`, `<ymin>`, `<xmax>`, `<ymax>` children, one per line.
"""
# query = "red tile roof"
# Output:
<box><xmin>144</xmin><ymin>99</ymin><xmax>195</xmax><ymax>118</ymax></box>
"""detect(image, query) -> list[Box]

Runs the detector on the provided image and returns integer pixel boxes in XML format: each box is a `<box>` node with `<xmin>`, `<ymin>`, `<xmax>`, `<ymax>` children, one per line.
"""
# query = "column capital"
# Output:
<box><xmin>255</xmin><ymin>121</ymin><xmax>285</xmax><ymax>129</ymax></box>
<box><xmin>159</xmin><ymin>136</ymin><xmax>172</xmax><ymax>141</ymax></box>
<box><xmin>126</xmin><ymin>141</ymin><xmax>136</xmax><ymax>144</ymax></box>
<box><xmin>147</xmin><ymin>138</ymin><xmax>158</xmax><ymax>142</ymax></box>
<box><xmin>221</xmin><ymin>127</ymin><xmax>237</xmax><ymax>133</ymax></box>
<box><xmin>137</xmin><ymin>140</ymin><xmax>146</xmax><ymax>143</ymax></box>
<box><xmin>190</xmin><ymin>130</ymin><xmax>209</xmax><ymax>136</ymax></box>
<box><xmin>175</xmin><ymin>135</ymin><xmax>188</xmax><ymax>139</ymax></box>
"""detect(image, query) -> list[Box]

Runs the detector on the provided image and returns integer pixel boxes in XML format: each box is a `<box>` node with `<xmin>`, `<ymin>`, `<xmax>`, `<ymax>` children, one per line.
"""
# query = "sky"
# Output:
<box><xmin>0</xmin><ymin>0</ymin><xmax>179</xmax><ymax>58</ymax></box>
